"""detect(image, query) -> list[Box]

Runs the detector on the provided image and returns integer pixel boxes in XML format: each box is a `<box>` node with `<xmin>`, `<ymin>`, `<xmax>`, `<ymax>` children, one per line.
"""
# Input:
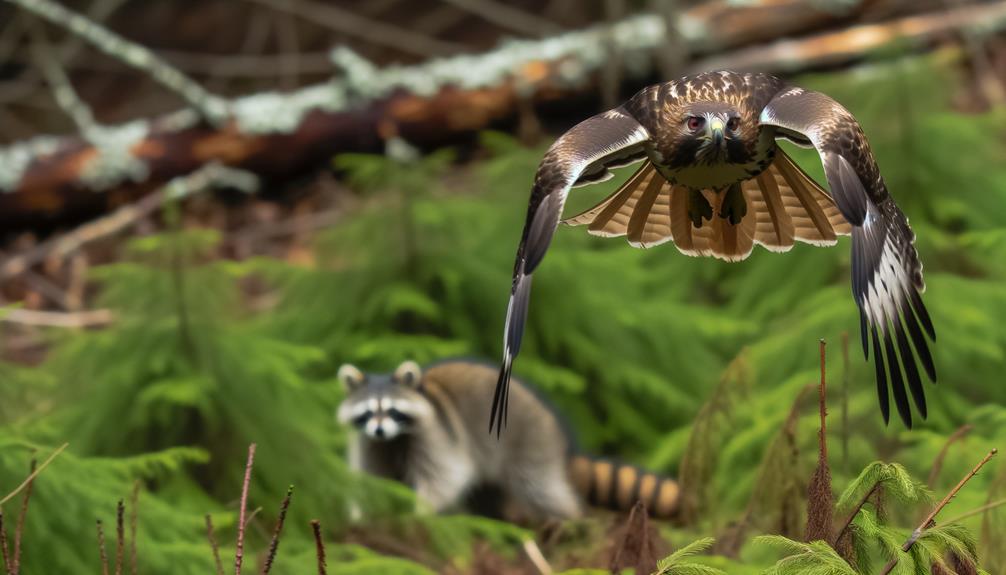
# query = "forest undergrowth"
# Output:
<box><xmin>0</xmin><ymin>55</ymin><xmax>1005</xmax><ymax>574</ymax></box>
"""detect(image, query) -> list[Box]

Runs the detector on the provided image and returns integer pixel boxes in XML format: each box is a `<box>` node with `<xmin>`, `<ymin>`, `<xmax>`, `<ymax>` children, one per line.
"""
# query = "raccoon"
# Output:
<box><xmin>336</xmin><ymin>359</ymin><xmax>679</xmax><ymax>521</ymax></box>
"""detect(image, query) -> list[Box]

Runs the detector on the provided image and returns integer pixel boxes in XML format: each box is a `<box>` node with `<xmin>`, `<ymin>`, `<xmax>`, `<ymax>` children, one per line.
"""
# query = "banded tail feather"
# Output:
<box><xmin>568</xmin><ymin>455</ymin><xmax>679</xmax><ymax>518</ymax></box>
<box><xmin>561</xmin><ymin>150</ymin><xmax>850</xmax><ymax>262</ymax></box>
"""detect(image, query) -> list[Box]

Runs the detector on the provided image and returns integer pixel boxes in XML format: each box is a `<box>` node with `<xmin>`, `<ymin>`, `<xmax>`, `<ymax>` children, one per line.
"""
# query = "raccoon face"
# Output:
<box><xmin>336</xmin><ymin>361</ymin><xmax>432</xmax><ymax>441</ymax></box>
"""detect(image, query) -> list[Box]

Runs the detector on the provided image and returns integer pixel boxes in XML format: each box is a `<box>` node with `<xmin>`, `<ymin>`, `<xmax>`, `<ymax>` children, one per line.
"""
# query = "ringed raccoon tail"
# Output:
<box><xmin>568</xmin><ymin>455</ymin><xmax>679</xmax><ymax>518</ymax></box>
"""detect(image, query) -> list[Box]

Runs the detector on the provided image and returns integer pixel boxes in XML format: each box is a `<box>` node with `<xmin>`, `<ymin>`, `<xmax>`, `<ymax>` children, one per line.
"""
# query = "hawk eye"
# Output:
<box><xmin>686</xmin><ymin>116</ymin><xmax>704</xmax><ymax>131</ymax></box>
<box><xmin>727</xmin><ymin>117</ymin><xmax>740</xmax><ymax>132</ymax></box>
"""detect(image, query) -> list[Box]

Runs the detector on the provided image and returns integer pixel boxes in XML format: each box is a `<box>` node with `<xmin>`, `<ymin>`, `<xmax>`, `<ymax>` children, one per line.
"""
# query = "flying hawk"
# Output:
<box><xmin>491</xmin><ymin>70</ymin><xmax>936</xmax><ymax>434</ymax></box>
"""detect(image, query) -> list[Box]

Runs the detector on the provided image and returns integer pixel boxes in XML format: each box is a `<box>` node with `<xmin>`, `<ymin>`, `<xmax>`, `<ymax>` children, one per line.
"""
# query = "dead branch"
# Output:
<box><xmin>879</xmin><ymin>449</ymin><xmax>999</xmax><ymax>575</ymax></box>
<box><xmin>205</xmin><ymin>515</ymin><xmax>225</xmax><ymax>575</ymax></box>
<box><xmin>259</xmin><ymin>486</ymin><xmax>293</xmax><ymax>575</ymax></box>
<box><xmin>5</xmin><ymin>0</ymin><xmax>227</xmax><ymax>123</ymax></box>
<box><xmin>1</xmin><ymin>1</ymin><xmax>999</xmax><ymax>226</ymax></box>
<box><xmin>805</xmin><ymin>340</ymin><xmax>833</xmax><ymax>542</ymax></box>
<box><xmin>0</xmin><ymin>163</ymin><xmax>258</xmax><ymax>281</ymax></box>
<box><xmin>242</xmin><ymin>0</ymin><xmax>461</xmax><ymax>57</ymax></box>
<box><xmin>439</xmin><ymin>0</ymin><xmax>562</xmax><ymax>36</ymax></box>
<box><xmin>310</xmin><ymin>520</ymin><xmax>326</xmax><ymax>575</ymax></box>
<box><xmin>235</xmin><ymin>444</ymin><xmax>257</xmax><ymax>575</ymax></box>
<box><xmin>0</xmin><ymin>308</ymin><xmax>113</xmax><ymax>328</ymax></box>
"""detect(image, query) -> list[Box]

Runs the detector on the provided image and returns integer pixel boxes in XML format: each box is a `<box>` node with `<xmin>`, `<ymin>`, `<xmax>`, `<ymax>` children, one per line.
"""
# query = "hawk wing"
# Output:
<box><xmin>491</xmin><ymin>107</ymin><xmax>650</xmax><ymax>436</ymax></box>
<box><xmin>760</xmin><ymin>87</ymin><xmax>936</xmax><ymax>427</ymax></box>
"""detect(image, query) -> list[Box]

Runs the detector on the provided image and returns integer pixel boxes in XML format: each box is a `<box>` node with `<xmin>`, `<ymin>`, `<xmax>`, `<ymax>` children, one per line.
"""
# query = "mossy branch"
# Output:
<box><xmin>5</xmin><ymin>0</ymin><xmax>228</xmax><ymax>124</ymax></box>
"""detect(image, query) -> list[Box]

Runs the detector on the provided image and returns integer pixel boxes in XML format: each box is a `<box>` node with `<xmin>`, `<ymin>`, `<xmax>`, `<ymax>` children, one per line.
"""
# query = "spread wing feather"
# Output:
<box><xmin>563</xmin><ymin>150</ymin><xmax>849</xmax><ymax>261</ymax></box>
<box><xmin>492</xmin><ymin>107</ymin><xmax>650</xmax><ymax>436</ymax></box>
<box><xmin>760</xmin><ymin>87</ymin><xmax>936</xmax><ymax>427</ymax></box>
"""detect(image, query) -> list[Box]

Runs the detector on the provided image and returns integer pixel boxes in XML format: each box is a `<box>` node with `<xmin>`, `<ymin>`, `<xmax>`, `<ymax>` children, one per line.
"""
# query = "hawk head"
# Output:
<box><xmin>662</xmin><ymin>101</ymin><xmax>749</xmax><ymax>167</ymax></box>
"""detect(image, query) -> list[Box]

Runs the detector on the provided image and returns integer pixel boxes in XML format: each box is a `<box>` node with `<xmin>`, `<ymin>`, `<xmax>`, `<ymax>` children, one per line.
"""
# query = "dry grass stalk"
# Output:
<box><xmin>96</xmin><ymin>520</ymin><xmax>109</xmax><ymax>575</ymax></box>
<box><xmin>927</xmin><ymin>424</ymin><xmax>974</xmax><ymax>489</ymax></box>
<box><xmin>258</xmin><ymin>486</ymin><xmax>293</xmax><ymax>575</ymax></box>
<box><xmin>129</xmin><ymin>482</ymin><xmax>139</xmax><ymax>575</ymax></box>
<box><xmin>0</xmin><ymin>443</ymin><xmax>68</xmax><ymax>507</ymax></box>
<box><xmin>205</xmin><ymin>515</ymin><xmax>225</xmax><ymax>575</ymax></box>
<box><xmin>235</xmin><ymin>443</ymin><xmax>257</xmax><ymax>575</ymax></box>
<box><xmin>879</xmin><ymin>449</ymin><xmax>999</xmax><ymax>575</ymax></box>
<box><xmin>805</xmin><ymin>340</ymin><xmax>833</xmax><ymax>542</ymax></box>
<box><xmin>310</xmin><ymin>520</ymin><xmax>327</xmax><ymax>575</ymax></box>
<box><xmin>1</xmin><ymin>510</ymin><xmax>12</xmax><ymax>575</ymax></box>
<box><xmin>11</xmin><ymin>456</ymin><xmax>35</xmax><ymax>575</ymax></box>
<box><xmin>114</xmin><ymin>500</ymin><xmax>124</xmax><ymax>575</ymax></box>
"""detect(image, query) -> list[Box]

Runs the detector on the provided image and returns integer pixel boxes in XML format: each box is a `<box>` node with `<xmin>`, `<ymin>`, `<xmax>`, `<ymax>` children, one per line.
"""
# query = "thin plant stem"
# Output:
<box><xmin>235</xmin><ymin>444</ymin><xmax>256</xmax><ymax>575</ymax></box>
<box><xmin>129</xmin><ymin>482</ymin><xmax>139</xmax><ymax>575</ymax></box>
<box><xmin>944</xmin><ymin>497</ymin><xmax>1006</xmax><ymax>526</ymax></box>
<box><xmin>96</xmin><ymin>520</ymin><xmax>109</xmax><ymax>575</ymax></box>
<box><xmin>259</xmin><ymin>486</ymin><xmax>293</xmax><ymax>575</ymax></box>
<box><xmin>115</xmin><ymin>500</ymin><xmax>124</xmax><ymax>575</ymax></box>
<box><xmin>310</xmin><ymin>520</ymin><xmax>326</xmax><ymax>575</ymax></box>
<box><xmin>12</xmin><ymin>457</ymin><xmax>36</xmax><ymax>575</ymax></box>
<box><xmin>1</xmin><ymin>510</ymin><xmax>12</xmax><ymax>575</ymax></box>
<box><xmin>879</xmin><ymin>449</ymin><xmax>998</xmax><ymax>575</ymax></box>
<box><xmin>0</xmin><ymin>444</ymin><xmax>68</xmax><ymax>507</ymax></box>
<box><xmin>205</xmin><ymin>515</ymin><xmax>224</xmax><ymax>575</ymax></box>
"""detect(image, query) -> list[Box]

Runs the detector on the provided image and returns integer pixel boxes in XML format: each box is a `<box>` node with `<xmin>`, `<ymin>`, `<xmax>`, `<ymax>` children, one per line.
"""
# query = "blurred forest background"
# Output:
<box><xmin>1</xmin><ymin>0</ymin><xmax>1005</xmax><ymax>573</ymax></box>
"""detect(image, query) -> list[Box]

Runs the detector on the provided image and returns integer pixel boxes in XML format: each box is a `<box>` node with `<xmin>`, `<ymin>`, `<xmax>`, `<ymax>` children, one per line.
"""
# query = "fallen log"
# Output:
<box><xmin>0</xmin><ymin>0</ymin><xmax>1000</xmax><ymax>227</ymax></box>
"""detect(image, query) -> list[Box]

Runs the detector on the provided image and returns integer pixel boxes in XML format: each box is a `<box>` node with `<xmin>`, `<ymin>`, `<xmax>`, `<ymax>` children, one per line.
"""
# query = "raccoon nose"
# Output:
<box><xmin>374</xmin><ymin>426</ymin><xmax>386</xmax><ymax>439</ymax></box>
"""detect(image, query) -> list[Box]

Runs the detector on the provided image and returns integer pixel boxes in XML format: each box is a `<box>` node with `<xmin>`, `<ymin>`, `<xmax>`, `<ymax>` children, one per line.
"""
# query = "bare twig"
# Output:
<box><xmin>242</xmin><ymin>0</ymin><xmax>461</xmax><ymax>57</ymax></box>
<box><xmin>0</xmin><ymin>443</ymin><xmax>68</xmax><ymax>507</ymax></box>
<box><xmin>259</xmin><ymin>486</ymin><xmax>293</xmax><ymax>575</ymax></box>
<box><xmin>11</xmin><ymin>457</ymin><xmax>36</xmax><ymax>575</ymax></box>
<box><xmin>522</xmin><ymin>539</ymin><xmax>553</xmax><ymax>575</ymax></box>
<box><xmin>0</xmin><ymin>309</ymin><xmax>113</xmax><ymax>328</ymax></box>
<box><xmin>879</xmin><ymin>449</ymin><xmax>999</xmax><ymax>575</ymax></box>
<box><xmin>0</xmin><ymin>163</ymin><xmax>258</xmax><ymax>281</ymax></box>
<box><xmin>927</xmin><ymin>425</ymin><xmax>975</xmax><ymax>489</ymax></box>
<box><xmin>114</xmin><ymin>500</ymin><xmax>124</xmax><ymax>575</ymax></box>
<box><xmin>96</xmin><ymin>520</ymin><xmax>109</xmax><ymax>575</ymax></box>
<box><xmin>818</xmin><ymin>340</ymin><xmax>827</xmax><ymax>461</ymax></box>
<box><xmin>832</xmin><ymin>483</ymin><xmax>881</xmax><ymax>546</ymax></box>
<box><xmin>945</xmin><ymin>497</ymin><xmax>1006</xmax><ymax>525</ymax></box>
<box><xmin>29</xmin><ymin>17</ymin><xmax>98</xmax><ymax>135</ymax></box>
<box><xmin>805</xmin><ymin>339</ymin><xmax>833</xmax><ymax>542</ymax></box>
<box><xmin>6</xmin><ymin>0</ymin><xmax>227</xmax><ymax>123</ymax></box>
<box><xmin>129</xmin><ymin>482</ymin><xmax>139</xmax><ymax>575</ymax></box>
<box><xmin>0</xmin><ymin>510</ymin><xmax>12</xmax><ymax>575</ymax></box>
<box><xmin>310</xmin><ymin>520</ymin><xmax>326</xmax><ymax>575</ymax></box>
<box><xmin>235</xmin><ymin>443</ymin><xmax>257</xmax><ymax>575</ymax></box>
<box><xmin>440</xmin><ymin>0</ymin><xmax>562</xmax><ymax>36</ymax></box>
<box><xmin>205</xmin><ymin>515</ymin><xmax>225</xmax><ymax>575</ymax></box>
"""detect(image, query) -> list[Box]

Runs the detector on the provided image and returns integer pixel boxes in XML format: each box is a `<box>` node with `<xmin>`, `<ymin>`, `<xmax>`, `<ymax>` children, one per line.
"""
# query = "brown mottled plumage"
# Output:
<box><xmin>493</xmin><ymin>71</ymin><xmax>936</xmax><ymax>435</ymax></box>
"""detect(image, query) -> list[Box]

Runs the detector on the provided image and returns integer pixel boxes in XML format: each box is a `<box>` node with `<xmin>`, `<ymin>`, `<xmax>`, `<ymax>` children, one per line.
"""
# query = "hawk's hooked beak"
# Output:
<box><xmin>710</xmin><ymin>118</ymin><xmax>725</xmax><ymax>148</ymax></box>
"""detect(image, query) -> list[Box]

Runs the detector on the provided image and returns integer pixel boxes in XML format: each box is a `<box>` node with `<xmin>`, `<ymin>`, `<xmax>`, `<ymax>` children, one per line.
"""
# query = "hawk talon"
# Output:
<box><xmin>688</xmin><ymin>189</ymin><xmax>713</xmax><ymax>228</ymax></box>
<box><xmin>718</xmin><ymin>183</ymin><xmax>747</xmax><ymax>225</ymax></box>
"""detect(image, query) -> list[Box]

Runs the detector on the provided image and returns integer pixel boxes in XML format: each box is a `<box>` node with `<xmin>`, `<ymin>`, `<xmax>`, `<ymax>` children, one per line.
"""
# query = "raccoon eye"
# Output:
<box><xmin>351</xmin><ymin>412</ymin><xmax>371</xmax><ymax>427</ymax></box>
<box><xmin>387</xmin><ymin>408</ymin><xmax>414</xmax><ymax>424</ymax></box>
<box><xmin>726</xmin><ymin>117</ymin><xmax>740</xmax><ymax>132</ymax></box>
<box><xmin>686</xmin><ymin>116</ymin><xmax>704</xmax><ymax>132</ymax></box>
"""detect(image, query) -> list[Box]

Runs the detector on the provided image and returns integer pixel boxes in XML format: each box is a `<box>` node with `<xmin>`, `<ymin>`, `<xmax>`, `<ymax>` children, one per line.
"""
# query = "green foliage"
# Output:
<box><xmin>1</xmin><ymin>53</ymin><xmax>1004</xmax><ymax>573</ymax></box>
<box><xmin>654</xmin><ymin>537</ymin><xmax>726</xmax><ymax>575</ymax></box>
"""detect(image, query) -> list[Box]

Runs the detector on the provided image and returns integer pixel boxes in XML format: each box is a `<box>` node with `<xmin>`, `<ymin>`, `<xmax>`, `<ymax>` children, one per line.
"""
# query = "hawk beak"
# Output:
<box><xmin>710</xmin><ymin>118</ymin><xmax>724</xmax><ymax>147</ymax></box>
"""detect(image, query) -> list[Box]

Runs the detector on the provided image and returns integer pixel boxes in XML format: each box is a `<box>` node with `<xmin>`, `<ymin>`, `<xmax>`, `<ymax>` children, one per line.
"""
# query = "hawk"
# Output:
<box><xmin>491</xmin><ymin>70</ymin><xmax>936</xmax><ymax>435</ymax></box>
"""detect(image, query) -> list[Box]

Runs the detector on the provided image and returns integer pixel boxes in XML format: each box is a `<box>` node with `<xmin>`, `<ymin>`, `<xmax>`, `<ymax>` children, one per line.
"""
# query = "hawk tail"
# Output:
<box><xmin>562</xmin><ymin>150</ymin><xmax>850</xmax><ymax>261</ymax></box>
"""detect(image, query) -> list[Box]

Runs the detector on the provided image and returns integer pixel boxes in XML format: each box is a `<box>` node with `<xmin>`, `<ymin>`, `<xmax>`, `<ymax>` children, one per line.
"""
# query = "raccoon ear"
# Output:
<box><xmin>337</xmin><ymin>364</ymin><xmax>365</xmax><ymax>390</ymax></box>
<box><xmin>394</xmin><ymin>360</ymin><xmax>423</xmax><ymax>388</ymax></box>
